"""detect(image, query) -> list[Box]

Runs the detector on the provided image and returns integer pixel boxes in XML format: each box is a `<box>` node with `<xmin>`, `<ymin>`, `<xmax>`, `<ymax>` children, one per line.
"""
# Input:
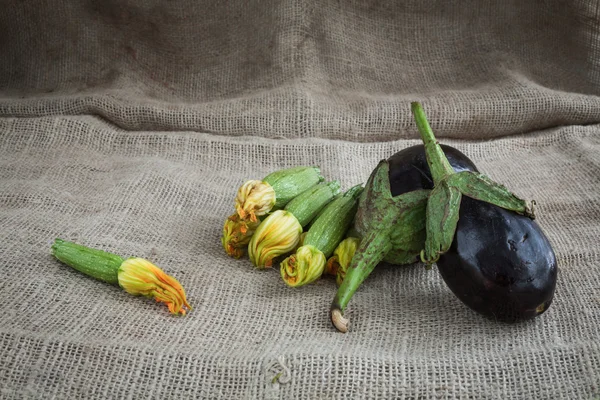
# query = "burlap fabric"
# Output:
<box><xmin>1</xmin><ymin>1</ymin><xmax>599</xmax><ymax>398</ymax></box>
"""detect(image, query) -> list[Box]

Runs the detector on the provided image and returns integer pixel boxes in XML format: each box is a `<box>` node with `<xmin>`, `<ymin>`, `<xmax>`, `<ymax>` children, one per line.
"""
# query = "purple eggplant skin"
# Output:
<box><xmin>388</xmin><ymin>144</ymin><xmax>479</xmax><ymax>196</ymax></box>
<box><xmin>391</xmin><ymin>145</ymin><xmax>557</xmax><ymax>322</ymax></box>
<box><xmin>437</xmin><ymin>195</ymin><xmax>557</xmax><ymax>322</ymax></box>
<box><xmin>388</xmin><ymin>144</ymin><xmax>557</xmax><ymax>321</ymax></box>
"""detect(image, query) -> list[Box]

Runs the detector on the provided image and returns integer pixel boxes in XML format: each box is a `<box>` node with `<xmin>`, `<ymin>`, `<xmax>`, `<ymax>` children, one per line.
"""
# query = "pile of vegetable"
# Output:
<box><xmin>221</xmin><ymin>162</ymin><xmax>365</xmax><ymax>287</ymax></box>
<box><xmin>49</xmin><ymin>102</ymin><xmax>557</xmax><ymax>324</ymax></box>
<box><xmin>222</xmin><ymin>102</ymin><xmax>558</xmax><ymax>332</ymax></box>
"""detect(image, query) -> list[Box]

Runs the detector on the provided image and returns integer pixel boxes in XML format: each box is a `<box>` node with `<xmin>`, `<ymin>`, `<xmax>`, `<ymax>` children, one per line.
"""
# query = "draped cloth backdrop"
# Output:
<box><xmin>1</xmin><ymin>1</ymin><xmax>599</xmax><ymax>398</ymax></box>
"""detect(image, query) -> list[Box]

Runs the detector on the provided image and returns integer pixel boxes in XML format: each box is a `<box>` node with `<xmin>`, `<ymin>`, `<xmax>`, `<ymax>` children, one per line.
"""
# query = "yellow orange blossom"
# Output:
<box><xmin>248</xmin><ymin>210</ymin><xmax>302</xmax><ymax>268</ymax></box>
<box><xmin>280</xmin><ymin>245</ymin><xmax>326</xmax><ymax>287</ymax></box>
<box><xmin>327</xmin><ymin>237</ymin><xmax>360</xmax><ymax>286</ymax></box>
<box><xmin>118</xmin><ymin>257</ymin><xmax>192</xmax><ymax>316</ymax></box>
<box><xmin>222</xmin><ymin>213</ymin><xmax>260</xmax><ymax>258</ymax></box>
<box><xmin>235</xmin><ymin>180</ymin><xmax>276</xmax><ymax>222</ymax></box>
<box><xmin>324</xmin><ymin>256</ymin><xmax>340</xmax><ymax>277</ymax></box>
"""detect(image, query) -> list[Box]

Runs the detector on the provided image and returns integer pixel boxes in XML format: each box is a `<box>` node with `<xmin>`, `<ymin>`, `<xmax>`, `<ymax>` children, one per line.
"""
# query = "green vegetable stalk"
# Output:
<box><xmin>51</xmin><ymin>239</ymin><xmax>192</xmax><ymax>315</ymax></box>
<box><xmin>330</xmin><ymin>162</ymin><xmax>429</xmax><ymax>332</ymax></box>
<box><xmin>410</xmin><ymin>102</ymin><xmax>535</xmax><ymax>265</ymax></box>
<box><xmin>281</xmin><ymin>185</ymin><xmax>363</xmax><ymax>287</ymax></box>
<box><xmin>248</xmin><ymin>181</ymin><xmax>341</xmax><ymax>268</ymax></box>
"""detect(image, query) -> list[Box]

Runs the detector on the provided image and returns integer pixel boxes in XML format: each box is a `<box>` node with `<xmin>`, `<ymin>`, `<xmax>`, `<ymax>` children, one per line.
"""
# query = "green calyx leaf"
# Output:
<box><xmin>447</xmin><ymin>172</ymin><xmax>535</xmax><ymax>218</ymax></box>
<box><xmin>410</xmin><ymin>102</ymin><xmax>538</xmax><ymax>265</ymax></box>
<box><xmin>352</xmin><ymin>160</ymin><xmax>396</xmax><ymax>234</ymax></box>
<box><xmin>421</xmin><ymin>181</ymin><xmax>461</xmax><ymax>264</ymax></box>
<box><xmin>354</xmin><ymin>160</ymin><xmax>430</xmax><ymax>245</ymax></box>
<box><xmin>330</xmin><ymin>160</ymin><xmax>432</xmax><ymax>328</ymax></box>
<box><xmin>387</xmin><ymin>197</ymin><xmax>428</xmax><ymax>256</ymax></box>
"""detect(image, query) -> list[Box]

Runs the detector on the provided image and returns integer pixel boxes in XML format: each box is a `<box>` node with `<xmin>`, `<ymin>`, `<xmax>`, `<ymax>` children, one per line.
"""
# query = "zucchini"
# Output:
<box><xmin>247</xmin><ymin>181</ymin><xmax>341</xmax><ymax>268</ymax></box>
<box><xmin>280</xmin><ymin>185</ymin><xmax>363</xmax><ymax>287</ymax></box>
<box><xmin>235</xmin><ymin>166</ymin><xmax>323</xmax><ymax>222</ymax></box>
<box><xmin>51</xmin><ymin>239</ymin><xmax>191</xmax><ymax>315</ymax></box>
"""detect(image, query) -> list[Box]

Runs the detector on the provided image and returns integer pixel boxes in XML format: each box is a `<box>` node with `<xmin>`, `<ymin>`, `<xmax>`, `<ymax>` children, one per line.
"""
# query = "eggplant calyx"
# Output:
<box><xmin>352</xmin><ymin>160</ymin><xmax>396</xmax><ymax>233</ymax></box>
<box><xmin>446</xmin><ymin>172</ymin><xmax>536</xmax><ymax>219</ymax></box>
<box><xmin>421</xmin><ymin>181</ymin><xmax>462</xmax><ymax>264</ymax></box>
<box><xmin>411</xmin><ymin>102</ymin><xmax>538</xmax><ymax>264</ymax></box>
<box><xmin>330</xmin><ymin>160</ymin><xmax>432</xmax><ymax>332</ymax></box>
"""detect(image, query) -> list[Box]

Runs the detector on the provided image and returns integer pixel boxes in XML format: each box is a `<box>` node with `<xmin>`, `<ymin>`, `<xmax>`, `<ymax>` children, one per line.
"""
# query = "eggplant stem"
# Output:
<box><xmin>330</xmin><ymin>228</ymin><xmax>392</xmax><ymax>332</ymax></box>
<box><xmin>410</xmin><ymin>102</ymin><xmax>454</xmax><ymax>185</ymax></box>
<box><xmin>331</xmin><ymin>308</ymin><xmax>348</xmax><ymax>333</ymax></box>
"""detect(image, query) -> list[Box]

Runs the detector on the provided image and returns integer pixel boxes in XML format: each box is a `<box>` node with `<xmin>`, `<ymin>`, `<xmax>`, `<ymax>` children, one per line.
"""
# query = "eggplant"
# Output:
<box><xmin>330</xmin><ymin>143</ymin><xmax>478</xmax><ymax>332</ymax></box>
<box><xmin>330</xmin><ymin>103</ymin><xmax>557</xmax><ymax>332</ymax></box>
<box><xmin>388</xmin><ymin>144</ymin><xmax>479</xmax><ymax>196</ymax></box>
<box><xmin>410</xmin><ymin>102</ymin><xmax>557</xmax><ymax>323</ymax></box>
<box><xmin>437</xmin><ymin>196</ymin><xmax>557</xmax><ymax>322</ymax></box>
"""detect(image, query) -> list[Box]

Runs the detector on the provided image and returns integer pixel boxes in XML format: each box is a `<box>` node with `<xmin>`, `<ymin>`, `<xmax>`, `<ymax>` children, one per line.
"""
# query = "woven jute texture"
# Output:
<box><xmin>1</xmin><ymin>0</ymin><xmax>599</xmax><ymax>399</ymax></box>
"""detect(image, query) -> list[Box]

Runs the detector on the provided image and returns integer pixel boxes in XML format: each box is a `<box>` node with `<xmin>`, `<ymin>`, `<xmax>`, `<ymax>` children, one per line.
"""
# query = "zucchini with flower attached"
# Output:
<box><xmin>281</xmin><ymin>185</ymin><xmax>363</xmax><ymax>287</ymax></box>
<box><xmin>248</xmin><ymin>181</ymin><xmax>341</xmax><ymax>268</ymax></box>
<box><xmin>222</xmin><ymin>166</ymin><xmax>323</xmax><ymax>258</ymax></box>
<box><xmin>51</xmin><ymin>239</ymin><xmax>191</xmax><ymax>315</ymax></box>
<box><xmin>236</xmin><ymin>166</ymin><xmax>324</xmax><ymax>222</ymax></box>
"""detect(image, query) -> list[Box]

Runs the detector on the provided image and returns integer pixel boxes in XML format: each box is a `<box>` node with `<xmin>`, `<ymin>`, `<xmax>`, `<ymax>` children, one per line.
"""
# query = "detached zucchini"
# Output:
<box><xmin>51</xmin><ymin>239</ymin><xmax>191</xmax><ymax>315</ymax></box>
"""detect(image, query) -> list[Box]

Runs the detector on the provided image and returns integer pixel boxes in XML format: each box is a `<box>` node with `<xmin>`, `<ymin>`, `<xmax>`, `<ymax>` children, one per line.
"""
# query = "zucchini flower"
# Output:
<box><xmin>235</xmin><ymin>180</ymin><xmax>276</xmax><ymax>223</ymax></box>
<box><xmin>234</xmin><ymin>166</ymin><xmax>323</xmax><ymax>223</ymax></box>
<box><xmin>280</xmin><ymin>245</ymin><xmax>326</xmax><ymax>287</ymax></box>
<box><xmin>247</xmin><ymin>210</ymin><xmax>302</xmax><ymax>268</ymax></box>
<box><xmin>118</xmin><ymin>257</ymin><xmax>192</xmax><ymax>316</ymax></box>
<box><xmin>221</xmin><ymin>213</ymin><xmax>260</xmax><ymax>258</ymax></box>
<box><xmin>248</xmin><ymin>181</ymin><xmax>341</xmax><ymax>268</ymax></box>
<box><xmin>325</xmin><ymin>237</ymin><xmax>360</xmax><ymax>287</ymax></box>
<box><xmin>51</xmin><ymin>239</ymin><xmax>191</xmax><ymax>315</ymax></box>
